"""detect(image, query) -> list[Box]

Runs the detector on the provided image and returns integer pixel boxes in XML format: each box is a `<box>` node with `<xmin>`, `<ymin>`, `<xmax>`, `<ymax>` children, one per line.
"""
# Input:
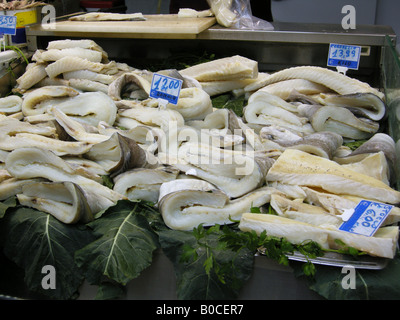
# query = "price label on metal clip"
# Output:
<box><xmin>0</xmin><ymin>15</ymin><xmax>17</xmax><ymax>35</ymax></box>
<box><xmin>327</xmin><ymin>43</ymin><xmax>361</xmax><ymax>70</ymax></box>
<box><xmin>339</xmin><ymin>200</ymin><xmax>393</xmax><ymax>237</ymax></box>
<box><xmin>150</xmin><ymin>73</ymin><xmax>183</xmax><ymax>106</ymax></box>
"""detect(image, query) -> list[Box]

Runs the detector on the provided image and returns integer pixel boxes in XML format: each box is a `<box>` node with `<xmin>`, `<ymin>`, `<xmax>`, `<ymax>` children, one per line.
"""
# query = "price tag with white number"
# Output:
<box><xmin>150</xmin><ymin>73</ymin><xmax>183</xmax><ymax>106</ymax></box>
<box><xmin>339</xmin><ymin>200</ymin><xmax>393</xmax><ymax>237</ymax></box>
<box><xmin>327</xmin><ymin>43</ymin><xmax>361</xmax><ymax>70</ymax></box>
<box><xmin>0</xmin><ymin>15</ymin><xmax>17</xmax><ymax>35</ymax></box>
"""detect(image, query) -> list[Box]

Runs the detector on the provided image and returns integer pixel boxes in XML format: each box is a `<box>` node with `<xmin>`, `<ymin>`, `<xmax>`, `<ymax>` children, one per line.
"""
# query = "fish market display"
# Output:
<box><xmin>1</xmin><ymin>38</ymin><xmax>398</xmax><ymax>261</ymax></box>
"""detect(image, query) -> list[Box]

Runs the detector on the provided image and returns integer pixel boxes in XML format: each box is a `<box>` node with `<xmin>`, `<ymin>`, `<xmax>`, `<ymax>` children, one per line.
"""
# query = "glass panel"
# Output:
<box><xmin>382</xmin><ymin>35</ymin><xmax>400</xmax><ymax>190</ymax></box>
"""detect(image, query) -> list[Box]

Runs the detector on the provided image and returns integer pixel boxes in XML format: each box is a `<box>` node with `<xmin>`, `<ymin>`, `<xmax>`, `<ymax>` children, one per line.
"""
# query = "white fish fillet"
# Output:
<box><xmin>239</xmin><ymin>213</ymin><xmax>399</xmax><ymax>259</ymax></box>
<box><xmin>46</xmin><ymin>39</ymin><xmax>108</xmax><ymax>61</ymax></box>
<box><xmin>45</xmin><ymin>56</ymin><xmax>118</xmax><ymax>78</ymax></box>
<box><xmin>266</xmin><ymin>149</ymin><xmax>400</xmax><ymax>204</ymax></box>
<box><xmin>245</xmin><ymin>66</ymin><xmax>384</xmax><ymax>99</ymax></box>
<box><xmin>180</xmin><ymin>55</ymin><xmax>258</xmax><ymax>82</ymax></box>
<box><xmin>167</xmin><ymin>87</ymin><xmax>213</xmax><ymax>121</ymax></box>
<box><xmin>63</xmin><ymin>70</ymin><xmax>115</xmax><ymax>84</ymax></box>
<box><xmin>69</xmin><ymin>12</ymin><xmax>146</xmax><ymax>21</ymax></box>
<box><xmin>32</xmin><ymin>48</ymin><xmax>103</xmax><ymax>63</ymax></box>
<box><xmin>16</xmin><ymin>63</ymin><xmax>47</xmax><ymax>91</ymax></box>
<box><xmin>257</xmin><ymin>79</ymin><xmax>332</xmax><ymax>99</ymax></box>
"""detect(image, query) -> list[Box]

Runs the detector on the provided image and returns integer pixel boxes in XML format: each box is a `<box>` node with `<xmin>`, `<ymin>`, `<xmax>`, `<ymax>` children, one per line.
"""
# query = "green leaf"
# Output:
<box><xmin>0</xmin><ymin>197</ymin><xmax>17</xmax><ymax>219</ymax></box>
<box><xmin>75</xmin><ymin>200</ymin><xmax>160</xmax><ymax>286</ymax></box>
<box><xmin>158</xmin><ymin>225</ymin><xmax>254</xmax><ymax>300</ymax></box>
<box><xmin>292</xmin><ymin>253</ymin><xmax>400</xmax><ymax>299</ymax></box>
<box><xmin>211</xmin><ymin>94</ymin><xmax>245</xmax><ymax>117</ymax></box>
<box><xmin>1</xmin><ymin>206</ymin><xmax>94</xmax><ymax>299</ymax></box>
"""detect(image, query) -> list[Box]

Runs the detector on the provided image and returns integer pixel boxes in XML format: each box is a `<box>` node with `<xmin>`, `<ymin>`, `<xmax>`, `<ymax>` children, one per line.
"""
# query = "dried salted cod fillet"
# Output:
<box><xmin>245</xmin><ymin>66</ymin><xmax>384</xmax><ymax>99</ymax></box>
<box><xmin>21</xmin><ymin>85</ymin><xmax>79</xmax><ymax>116</ymax></box>
<box><xmin>301</xmin><ymin>186</ymin><xmax>400</xmax><ymax>226</ymax></box>
<box><xmin>239</xmin><ymin>213</ymin><xmax>399</xmax><ymax>259</ymax></box>
<box><xmin>266</xmin><ymin>149</ymin><xmax>400</xmax><ymax>204</ymax></box>
<box><xmin>113</xmin><ymin>166</ymin><xmax>179</xmax><ymax>203</ymax></box>
<box><xmin>32</xmin><ymin>48</ymin><xmax>103</xmax><ymax>63</ymax></box>
<box><xmin>179</xmin><ymin>55</ymin><xmax>258</xmax><ymax>82</ymax></box>
<box><xmin>270</xmin><ymin>193</ymin><xmax>342</xmax><ymax>228</ymax></box>
<box><xmin>5</xmin><ymin>147</ymin><xmax>126</xmax><ymax>213</ymax></box>
<box><xmin>167</xmin><ymin>87</ymin><xmax>213</xmax><ymax>120</ymax></box>
<box><xmin>298</xmin><ymin>104</ymin><xmax>379</xmax><ymax>140</ymax></box>
<box><xmin>159</xmin><ymin>178</ymin><xmax>278</xmax><ymax>230</ymax></box>
<box><xmin>45</xmin><ymin>56</ymin><xmax>118</xmax><ymax>78</ymax></box>
<box><xmin>257</xmin><ymin>79</ymin><xmax>332</xmax><ymax>99</ymax></box>
<box><xmin>0</xmin><ymin>117</ymin><xmax>92</xmax><ymax>156</ymax></box>
<box><xmin>118</xmin><ymin>106</ymin><xmax>184</xmax><ymax>132</ymax></box>
<box><xmin>15</xmin><ymin>63</ymin><xmax>47</xmax><ymax>92</ymax></box>
<box><xmin>63</xmin><ymin>70</ymin><xmax>115</xmax><ymax>84</ymax></box>
<box><xmin>0</xmin><ymin>95</ymin><xmax>22</xmax><ymax>114</ymax></box>
<box><xmin>159</xmin><ymin>141</ymin><xmax>273</xmax><ymax>198</ymax></box>
<box><xmin>69</xmin><ymin>12</ymin><xmax>146</xmax><ymax>21</ymax></box>
<box><xmin>46</xmin><ymin>39</ymin><xmax>109</xmax><ymax>61</ymax></box>
<box><xmin>312</xmin><ymin>92</ymin><xmax>386</xmax><ymax>121</ymax></box>
<box><xmin>17</xmin><ymin>181</ymin><xmax>93</xmax><ymax>224</ymax></box>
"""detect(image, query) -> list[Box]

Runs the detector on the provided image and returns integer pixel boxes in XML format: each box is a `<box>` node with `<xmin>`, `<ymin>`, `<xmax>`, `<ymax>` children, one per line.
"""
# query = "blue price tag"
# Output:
<box><xmin>0</xmin><ymin>15</ymin><xmax>17</xmax><ymax>35</ymax></box>
<box><xmin>327</xmin><ymin>43</ymin><xmax>361</xmax><ymax>70</ymax></box>
<box><xmin>150</xmin><ymin>73</ymin><xmax>183</xmax><ymax>105</ymax></box>
<box><xmin>339</xmin><ymin>200</ymin><xmax>393</xmax><ymax>237</ymax></box>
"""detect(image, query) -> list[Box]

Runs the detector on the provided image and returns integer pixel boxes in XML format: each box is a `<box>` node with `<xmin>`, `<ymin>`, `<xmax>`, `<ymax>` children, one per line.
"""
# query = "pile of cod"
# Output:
<box><xmin>1</xmin><ymin>39</ymin><xmax>399</xmax><ymax>259</ymax></box>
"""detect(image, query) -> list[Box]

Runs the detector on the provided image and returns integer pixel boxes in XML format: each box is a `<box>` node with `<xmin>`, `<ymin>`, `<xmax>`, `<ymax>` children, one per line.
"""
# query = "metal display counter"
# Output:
<box><xmin>0</xmin><ymin>17</ymin><xmax>397</xmax><ymax>300</ymax></box>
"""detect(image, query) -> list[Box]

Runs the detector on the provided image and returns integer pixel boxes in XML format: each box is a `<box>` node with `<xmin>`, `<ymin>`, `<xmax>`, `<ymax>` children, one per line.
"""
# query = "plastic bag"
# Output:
<box><xmin>207</xmin><ymin>0</ymin><xmax>274</xmax><ymax>30</ymax></box>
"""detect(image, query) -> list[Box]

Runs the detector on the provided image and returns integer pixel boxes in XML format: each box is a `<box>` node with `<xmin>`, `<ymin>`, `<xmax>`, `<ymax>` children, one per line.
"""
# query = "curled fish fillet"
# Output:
<box><xmin>167</xmin><ymin>87</ymin><xmax>213</xmax><ymax>121</ymax></box>
<box><xmin>245</xmin><ymin>66</ymin><xmax>384</xmax><ymax>99</ymax></box>
<box><xmin>266</xmin><ymin>149</ymin><xmax>400</xmax><ymax>204</ymax></box>
<box><xmin>108</xmin><ymin>72</ymin><xmax>151</xmax><ymax>100</ymax></box>
<box><xmin>244</xmin><ymin>100</ymin><xmax>313</xmax><ymax>135</ymax></box>
<box><xmin>257</xmin><ymin>79</ymin><xmax>332</xmax><ymax>99</ymax></box>
<box><xmin>118</xmin><ymin>107</ymin><xmax>184</xmax><ymax>132</ymax></box>
<box><xmin>15</xmin><ymin>63</ymin><xmax>47</xmax><ymax>92</ymax></box>
<box><xmin>270</xmin><ymin>193</ymin><xmax>342</xmax><ymax>228</ymax></box>
<box><xmin>180</xmin><ymin>55</ymin><xmax>258</xmax><ymax>82</ymax></box>
<box><xmin>63</xmin><ymin>70</ymin><xmax>115</xmax><ymax>84</ymax></box>
<box><xmin>17</xmin><ymin>181</ymin><xmax>93</xmax><ymax>224</ymax></box>
<box><xmin>68</xmin><ymin>78</ymin><xmax>109</xmax><ymax>93</ymax></box>
<box><xmin>0</xmin><ymin>95</ymin><xmax>23</xmax><ymax>113</ymax></box>
<box><xmin>159</xmin><ymin>142</ymin><xmax>272</xmax><ymax>198</ymax></box>
<box><xmin>32</xmin><ymin>48</ymin><xmax>103</xmax><ymax>63</ymax></box>
<box><xmin>113</xmin><ymin>166</ymin><xmax>179</xmax><ymax>203</ymax></box>
<box><xmin>46</xmin><ymin>39</ymin><xmax>108</xmax><ymax>61</ymax></box>
<box><xmin>159</xmin><ymin>177</ymin><xmax>277</xmax><ymax>230</ymax></box>
<box><xmin>21</xmin><ymin>85</ymin><xmax>79</xmax><ymax>116</ymax></box>
<box><xmin>5</xmin><ymin>147</ymin><xmax>126</xmax><ymax>213</ymax></box>
<box><xmin>55</xmin><ymin>91</ymin><xmax>117</xmax><ymax>127</ymax></box>
<box><xmin>239</xmin><ymin>213</ymin><xmax>399</xmax><ymax>259</ymax></box>
<box><xmin>312</xmin><ymin>92</ymin><xmax>386</xmax><ymax>121</ymax></box>
<box><xmin>51</xmin><ymin>107</ymin><xmax>109</xmax><ymax>144</ymax></box>
<box><xmin>45</xmin><ymin>56</ymin><xmax>118</xmax><ymax>78</ymax></box>
<box><xmin>298</xmin><ymin>104</ymin><xmax>379</xmax><ymax>139</ymax></box>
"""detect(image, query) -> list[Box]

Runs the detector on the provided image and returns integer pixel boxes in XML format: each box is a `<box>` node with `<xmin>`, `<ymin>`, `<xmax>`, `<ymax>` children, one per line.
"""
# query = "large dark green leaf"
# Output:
<box><xmin>292</xmin><ymin>253</ymin><xmax>400</xmax><ymax>300</ymax></box>
<box><xmin>158</xmin><ymin>226</ymin><xmax>254</xmax><ymax>300</ymax></box>
<box><xmin>75</xmin><ymin>200</ymin><xmax>160</xmax><ymax>286</ymax></box>
<box><xmin>1</xmin><ymin>206</ymin><xmax>94</xmax><ymax>299</ymax></box>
